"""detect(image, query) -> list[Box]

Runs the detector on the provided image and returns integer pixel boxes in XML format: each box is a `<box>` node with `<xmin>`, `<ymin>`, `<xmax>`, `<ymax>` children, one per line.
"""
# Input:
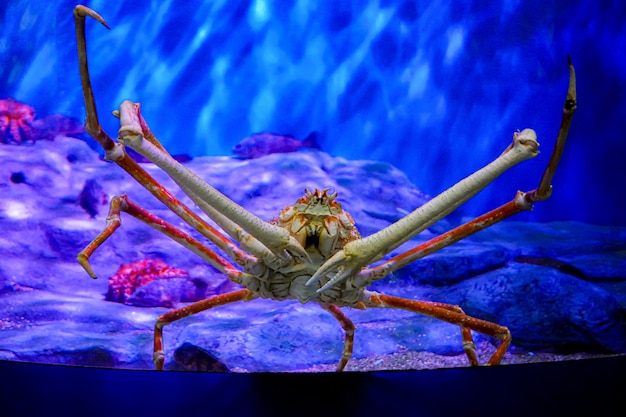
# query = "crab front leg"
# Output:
<box><xmin>308</xmin><ymin>128</ymin><xmax>541</xmax><ymax>292</ymax></box>
<box><xmin>74</xmin><ymin>5</ymin><xmax>270</xmax><ymax>272</ymax></box>
<box><xmin>115</xmin><ymin>102</ymin><xmax>310</xmax><ymax>266</ymax></box>
<box><xmin>117</xmin><ymin>103</ymin><xmax>306</xmax><ymax>269</ymax></box>
<box><xmin>354</xmin><ymin>58</ymin><xmax>577</xmax><ymax>286</ymax></box>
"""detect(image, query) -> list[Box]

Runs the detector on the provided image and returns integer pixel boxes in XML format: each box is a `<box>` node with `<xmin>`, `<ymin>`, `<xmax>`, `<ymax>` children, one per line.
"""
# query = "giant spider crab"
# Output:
<box><xmin>73</xmin><ymin>6</ymin><xmax>577</xmax><ymax>371</ymax></box>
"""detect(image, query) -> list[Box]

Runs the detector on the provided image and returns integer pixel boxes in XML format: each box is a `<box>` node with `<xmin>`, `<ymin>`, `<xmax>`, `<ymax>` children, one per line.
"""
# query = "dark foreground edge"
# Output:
<box><xmin>1</xmin><ymin>356</ymin><xmax>625</xmax><ymax>417</ymax></box>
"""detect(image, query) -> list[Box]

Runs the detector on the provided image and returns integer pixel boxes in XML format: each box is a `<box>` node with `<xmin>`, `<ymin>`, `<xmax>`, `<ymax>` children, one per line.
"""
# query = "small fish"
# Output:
<box><xmin>232</xmin><ymin>131</ymin><xmax>321</xmax><ymax>159</ymax></box>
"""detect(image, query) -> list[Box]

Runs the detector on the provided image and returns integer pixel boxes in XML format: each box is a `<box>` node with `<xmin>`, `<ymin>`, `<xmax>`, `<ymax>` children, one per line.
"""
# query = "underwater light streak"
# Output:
<box><xmin>2</xmin><ymin>1</ymin><xmax>624</xmax><ymax>225</ymax></box>
<box><xmin>3</xmin><ymin>200</ymin><xmax>31</xmax><ymax>220</ymax></box>
<box><xmin>53</xmin><ymin>218</ymin><xmax>103</xmax><ymax>231</ymax></box>
<box><xmin>190</xmin><ymin>25</ymin><xmax>211</xmax><ymax>50</ymax></box>
<box><xmin>327</xmin><ymin>3</ymin><xmax>394</xmax><ymax>113</ymax></box>
<box><xmin>445</xmin><ymin>27</ymin><xmax>465</xmax><ymax>64</ymax></box>
<box><xmin>250</xmin><ymin>88</ymin><xmax>277</xmax><ymax>131</ymax></box>
<box><xmin>248</xmin><ymin>0</ymin><xmax>270</xmax><ymax>31</ymax></box>
<box><xmin>406</xmin><ymin>62</ymin><xmax>430</xmax><ymax>99</ymax></box>
<box><xmin>15</xmin><ymin>43</ymin><xmax>56</xmax><ymax>100</ymax></box>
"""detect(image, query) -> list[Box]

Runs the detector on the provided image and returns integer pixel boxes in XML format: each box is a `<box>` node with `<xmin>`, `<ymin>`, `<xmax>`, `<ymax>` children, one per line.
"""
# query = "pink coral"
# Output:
<box><xmin>105</xmin><ymin>258</ymin><xmax>189</xmax><ymax>304</ymax></box>
<box><xmin>0</xmin><ymin>98</ymin><xmax>36</xmax><ymax>144</ymax></box>
<box><xmin>0</xmin><ymin>98</ymin><xmax>84</xmax><ymax>144</ymax></box>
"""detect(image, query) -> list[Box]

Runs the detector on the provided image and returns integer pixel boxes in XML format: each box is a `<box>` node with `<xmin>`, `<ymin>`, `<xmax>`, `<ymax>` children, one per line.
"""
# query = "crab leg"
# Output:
<box><xmin>320</xmin><ymin>303</ymin><xmax>356</xmax><ymax>372</ymax></box>
<box><xmin>153</xmin><ymin>289</ymin><xmax>256</xmax><ymax>370</ymax></box>
<box><xmin>74</xmin><ymin>6</ymin><xmax>254</xmax><ymax>270</ymax></box>
<box><xmin>308</xmin><ymin>129</ymin><xmax>540</xmax><ymax>293</ymax></box>
<box><xmin>365</xmin><ymin>292</ymin><xmax>510</xmax><ymax>366</ymax></box>
<box><xmin>78</xmin><ymin>195</ymin><xmax>247</xmax><ymax>282</ymax></box>
<box><xmin>126</xmin><ymin>102</ymin><xmax>307</xmax><ymax>269</ymax></box>
<box><xmin>355</xmin><ymin>199</ymin><xmax>526</xmax><ymax>286</ymax></box>
<box><xmin>115</xmin><ymin>102</ymin><xmax>310</xmax><ymax>265</ymax></box>
<box><xmin>73</xmin><ymin>6</ymin><xmax>112</xmax><ymax>149</ymax></box>
<box><xmin>311</xmin><ymin>59</ymin><xmax>576</xmax><ymax>293</ymax></box>
<box><xmin>355</xmin><ymin>58</ymin><xmax>577</xmax><ymax>286</ymax></box>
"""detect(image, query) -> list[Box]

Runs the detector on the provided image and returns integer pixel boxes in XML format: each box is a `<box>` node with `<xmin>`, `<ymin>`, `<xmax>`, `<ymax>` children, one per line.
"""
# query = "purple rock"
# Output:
<box><xmin>0</xmin><ymin>137</ymin><xmax>625</xmax><ymax>371</ymax></box>
<box><xmin>126</xmin><ymin>277</ymin><xmax>209</xmax><ymax>308</ymax></box>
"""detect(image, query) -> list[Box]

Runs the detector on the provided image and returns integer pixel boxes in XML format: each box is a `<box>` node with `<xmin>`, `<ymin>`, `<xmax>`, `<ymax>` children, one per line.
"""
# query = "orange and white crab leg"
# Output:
<box><xmin>363</xmin><ymin>291</ymin><xmax>510</xmax><ymax>366</ymax></box>
<box><xmin>154</xmin><ymin>289</ymin><xmax>256</xmax><ymax>370</ymax></box>
<box><xmin>355</xmin><ymin>197</ymin><xmax>530</xmax><ymax>286</ymax></box>
<box><xmin>319</xmin><ymin>303</ymin><xmax>356</xmax><ymax>372</ymax></box>
<box><xmin>78</xmin><ymin>195</ymin><xmax>248</xmax><ymax>283</ymax></box>
<box><xmin>173</xmin><ymin>179</ymin><xmax>286</xmax><ymax>267</ymax></box>
<box><xmin>307</xmin><ymin>128</ymin><xmax>541</xmax><ymax>292</ymax></box>
<box><xmin>76</xmin><ymin>5</ymin><xmax>306</xmax><ymax>269</ymax></box>
<box><xmin>74</xmin><ymin>5</ymin><xmax>257</xmax><ymax>270</ymax></box>
<box><xmin>354</xmin><ymin>58</ymin><xmax>576</xmax><ymax>286</ymax></box>
<box><xmin>115</xmin><ymin>102</ymin><xmax>310</xmax><ymax>265</ymax></box>
<box><xmin>130</xmin><ymin>105</ymin><xmax>306</xmax><ymax>269</ymax></box>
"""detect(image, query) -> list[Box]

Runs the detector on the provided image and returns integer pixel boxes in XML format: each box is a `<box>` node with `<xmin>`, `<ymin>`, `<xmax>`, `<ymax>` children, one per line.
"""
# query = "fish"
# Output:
<box><xmin>232</xmin><ymin>131</ymin><xmax>321</xmax><ymax>159</ymax></box>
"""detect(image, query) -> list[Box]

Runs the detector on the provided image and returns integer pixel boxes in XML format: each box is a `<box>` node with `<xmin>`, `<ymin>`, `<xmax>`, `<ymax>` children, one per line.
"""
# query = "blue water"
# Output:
<box><xmin>1</xmin><ymin>1</ymin><xmax>625</xmax><ymax>225</ymax></box>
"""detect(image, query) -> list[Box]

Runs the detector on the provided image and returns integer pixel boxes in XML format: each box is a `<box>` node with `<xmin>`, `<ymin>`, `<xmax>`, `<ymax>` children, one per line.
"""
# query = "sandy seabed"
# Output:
<box><xmin>257</xmin><ymin>342</ymin><xmax>624</xmax><ymax>373</ymax></box>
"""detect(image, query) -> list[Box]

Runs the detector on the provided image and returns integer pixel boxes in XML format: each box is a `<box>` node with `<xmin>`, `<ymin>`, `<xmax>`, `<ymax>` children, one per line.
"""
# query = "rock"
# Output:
<box><xmin>126</xmin><ymin>277</ymin><xmax>210</xmax><ymax>308</ymax></box>
<box><xmin>0</xmin><ymin>137</ymin><xmax>625</xmax><ymax>372</ymax></box>
<box><xmin>78</xmin><ymin>179</ymin><xmax>107</xmax><ymax>218</ymax></box>
<box><xmin>387</xmin><ymin>242</ymin><xmax>508</xmax><ymax>286</ymax></box>
<box><xmin>418</xmin><ymin>264</ymin><xmax>626</xmax><ymax>353</ymax></box>
<box><xmin>171</xmin><ymin>342</ymin><xmax>230</xmax><ymax>372</ymax></box>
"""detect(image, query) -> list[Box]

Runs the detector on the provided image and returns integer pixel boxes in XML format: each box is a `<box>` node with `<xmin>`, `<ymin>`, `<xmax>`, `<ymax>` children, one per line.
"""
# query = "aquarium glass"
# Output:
<box><xmin>0</xmin><ymin>0</ymin><xmax>625</xmax><ymax>372</ymax></box>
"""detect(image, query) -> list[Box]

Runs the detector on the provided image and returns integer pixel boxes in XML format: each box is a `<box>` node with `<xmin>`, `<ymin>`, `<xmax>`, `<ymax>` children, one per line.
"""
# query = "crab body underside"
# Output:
<box><xmin>73</xmin><ymin>5</ymin><xmax>577</xmax><ymax>371</ymax></box>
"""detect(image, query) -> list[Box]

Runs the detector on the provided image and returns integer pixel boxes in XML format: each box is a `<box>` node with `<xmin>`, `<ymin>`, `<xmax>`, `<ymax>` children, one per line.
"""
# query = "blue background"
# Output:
<box><xmin>1</xmin><ymin>0</ymin><xmax>625</xmax><ymax>225</ymax></box>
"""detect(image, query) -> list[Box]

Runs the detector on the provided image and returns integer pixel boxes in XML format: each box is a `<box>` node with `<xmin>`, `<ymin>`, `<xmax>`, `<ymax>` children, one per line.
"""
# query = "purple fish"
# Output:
<box><xmin>232</xmin><ymin>131</ymin><xmax>320</xmax><ymax>159</ymax></box>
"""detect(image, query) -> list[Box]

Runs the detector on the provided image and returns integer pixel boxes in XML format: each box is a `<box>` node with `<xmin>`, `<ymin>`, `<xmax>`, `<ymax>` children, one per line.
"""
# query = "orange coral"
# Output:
<box><xmin>0</xmin><ymin>98</ymin><xmax>35</xmax><ymax>144</ymax></box>
<box><xmin>105</xmin><ymin>259</ymin><xmax>189</xmax><ymax>304</ymax></box>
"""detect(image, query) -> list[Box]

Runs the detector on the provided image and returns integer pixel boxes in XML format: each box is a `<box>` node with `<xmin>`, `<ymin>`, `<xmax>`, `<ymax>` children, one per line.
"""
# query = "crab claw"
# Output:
<box><xmin>74</xmin><ymin>5</ymin><xmax>111</xmax><ymax>29</ymax></box>
<box><xmin>307</xmin><ymin>128</ymin><xmax>542</xmax><ymax>294</ymax></box>
<box><xmin>306</xmin><ymin>254</ymin><xmax>351</xmax><ymax>293</ymax></box>
<box><xmin>279</xmin><ymin>235</ymin><xmax>312</xmax><ymax>263</ymax></box>
<box><xmin>306</xmin><ymin>239</ymin><xmax>374</xmax><ymax>292</ymax></box>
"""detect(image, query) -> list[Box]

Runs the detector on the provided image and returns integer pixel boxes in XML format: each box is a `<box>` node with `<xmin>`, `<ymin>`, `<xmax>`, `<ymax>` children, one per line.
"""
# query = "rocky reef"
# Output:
<box><xmin>0</xmin><ymin>136</ymin><xmax>624</xmax><ymax>372</ymax></box>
